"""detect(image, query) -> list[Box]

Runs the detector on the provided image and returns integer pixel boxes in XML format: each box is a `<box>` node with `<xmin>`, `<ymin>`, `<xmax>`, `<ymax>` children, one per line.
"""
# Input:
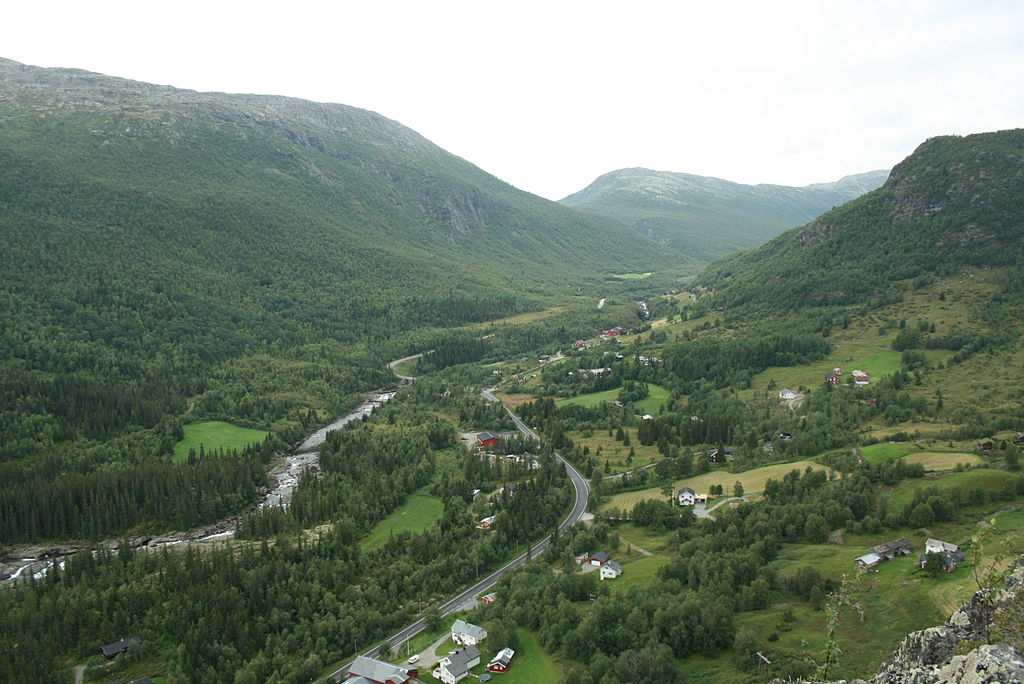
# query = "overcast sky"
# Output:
<box><xmin>5</xmin><ymin>1</ymin><xmax>1023</xmax><ymax>199</ymax></box>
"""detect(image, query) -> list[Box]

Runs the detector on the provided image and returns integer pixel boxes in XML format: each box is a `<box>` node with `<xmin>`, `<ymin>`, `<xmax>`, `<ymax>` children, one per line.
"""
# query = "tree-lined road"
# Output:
<box><xmin>327</xmin><ymin>376</ymin><xmax>589</xmax><ymax>681</ymax></box>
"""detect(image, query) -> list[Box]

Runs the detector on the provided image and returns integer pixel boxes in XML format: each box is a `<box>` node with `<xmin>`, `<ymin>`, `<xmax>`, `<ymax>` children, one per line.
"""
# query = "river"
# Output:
<box><xmin>1</xmin><ymin>386</ymin><xmax>400</xmax><ymax>583</ymax></box>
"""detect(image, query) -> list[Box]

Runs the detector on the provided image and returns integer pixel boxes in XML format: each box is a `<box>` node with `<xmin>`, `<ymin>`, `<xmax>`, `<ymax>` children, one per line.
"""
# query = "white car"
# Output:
<box><xmin>407</xmin><ymin>654</ymin><xmax>420</xmax><ymax>664</ymax></box>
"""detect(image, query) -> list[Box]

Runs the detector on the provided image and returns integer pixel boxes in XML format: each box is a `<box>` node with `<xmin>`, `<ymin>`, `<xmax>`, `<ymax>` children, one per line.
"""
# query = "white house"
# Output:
<box><xmin>348</xmin><ymin>656</ymin><xmax>417</xmax><ymax>684</ymax></box>
<box><xmin>451</xmin><ymin>619</ymin><xmax>487</xmax><ymax>646</ymax></box>
<box><xmin>436</xmin><ymin>646</ymin><xmax>480</xmax><ymax>684</ymax></box>
<box><xmin>600</xmin><ymin>560</ymin><xmax>623</xmax><ymax>580</ymax></box>
<box><xmin>678</xmin><ymin>487</ymin><xmax>696</xmax><ymax>506</ymax></box>
<box><xmin>925</xmin><ymin>539</ymin><xmax>960</xmax><ymax>555</ymax></box>
<box><xmin>779</xmin><ymin>388</ymin><xmax>799</xmax><ymax>401</ymax></box>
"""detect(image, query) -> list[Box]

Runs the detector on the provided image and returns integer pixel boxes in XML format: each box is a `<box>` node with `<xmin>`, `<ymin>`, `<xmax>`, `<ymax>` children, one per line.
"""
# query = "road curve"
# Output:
<box><xmin>327</xmin><ymin>378</ymin><xmax>589</xmax><ymax>681</ymax></box>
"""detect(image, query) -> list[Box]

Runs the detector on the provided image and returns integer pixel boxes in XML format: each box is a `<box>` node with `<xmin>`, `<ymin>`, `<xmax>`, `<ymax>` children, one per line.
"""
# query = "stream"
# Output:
<box><xmin>1</xmin><ymin>386</ymin><xmax>400</xmax><ymax>584</ymax></box>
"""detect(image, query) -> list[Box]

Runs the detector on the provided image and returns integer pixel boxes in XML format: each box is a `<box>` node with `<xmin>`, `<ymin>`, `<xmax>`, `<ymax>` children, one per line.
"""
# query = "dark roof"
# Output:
<box><xmin>678</xmin><ymin>487</ymin><xmax>695</xmax><ymax>495</ymax></box>
<box><xmin>100</xmin><ymin>637</ymin><xmax>140</xmax><ymax>658</ymax></box>
<box><xmin>477</xmin><ymin>431</ymin><xmax>501</xmax><ymax>441</ymax></box>
<box><xmin>590</xmin><ymin>551</ymin><xmax>609</xmax><ymax>563</ymax></box>
<box><xmin>444</xmin><ymin>646</ymin><xmax>481</xmax><ymax>677</ymax></box>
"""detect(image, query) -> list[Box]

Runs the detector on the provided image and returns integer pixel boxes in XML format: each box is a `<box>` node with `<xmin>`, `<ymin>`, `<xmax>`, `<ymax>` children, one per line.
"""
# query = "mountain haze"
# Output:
<box><xmin>560</xmin><ymin>167</ymin><xmax>888</xmax><ymax>261</ymax></box>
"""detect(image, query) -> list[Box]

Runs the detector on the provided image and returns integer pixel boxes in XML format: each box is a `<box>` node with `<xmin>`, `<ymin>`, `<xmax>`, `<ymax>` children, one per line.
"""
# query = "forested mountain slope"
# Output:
<box><xmin>0</xmin><ymin>57</ymin><xmax>673</xmax><ymax>458</ymax></box>
<box><xmin>694</xmin><ymin>129</ymin><xmax>1024</xmax><ymax>315</ymax></box>
<box><xmin>560</xmin><ymin>167</ymin><xmax>888</xmax><ymax>261</ymax></box>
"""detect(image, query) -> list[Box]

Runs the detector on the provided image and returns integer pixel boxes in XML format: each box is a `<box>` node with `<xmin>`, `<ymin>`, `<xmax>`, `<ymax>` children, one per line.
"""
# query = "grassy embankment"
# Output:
<box><xmin>171</xmin><ymin>421</ymin><xmax>269</xmax><ymax>463</ymax></box>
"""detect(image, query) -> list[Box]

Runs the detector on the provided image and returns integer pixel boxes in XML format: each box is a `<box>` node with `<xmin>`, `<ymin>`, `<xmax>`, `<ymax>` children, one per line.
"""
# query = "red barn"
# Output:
<box><xmin>476</xmin><ymin>431</ymin><xmax>501</xmax><ymax>448</ymax></box>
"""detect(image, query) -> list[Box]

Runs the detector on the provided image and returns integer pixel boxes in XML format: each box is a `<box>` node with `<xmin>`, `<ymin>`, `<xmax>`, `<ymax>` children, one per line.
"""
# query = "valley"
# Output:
<box><xmin>0</xmin><ymin>56</ymin><xmax>1023</xmax><ymax>684</ymax></box>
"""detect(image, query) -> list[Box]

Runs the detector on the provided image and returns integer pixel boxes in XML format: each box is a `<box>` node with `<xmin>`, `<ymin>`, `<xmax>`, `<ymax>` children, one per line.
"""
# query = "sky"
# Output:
<box><xmin>5</xmin><ymin>0</ymin><xmax>1023</xmax><ymax>200</ymax></box>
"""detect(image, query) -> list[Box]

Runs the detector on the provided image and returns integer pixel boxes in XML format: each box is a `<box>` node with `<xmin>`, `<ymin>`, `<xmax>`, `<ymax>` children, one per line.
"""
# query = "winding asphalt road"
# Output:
<box><xmin>327</xmin><ymin>377</ymin><xmax>589</xmax><ymax>681</ymax></box>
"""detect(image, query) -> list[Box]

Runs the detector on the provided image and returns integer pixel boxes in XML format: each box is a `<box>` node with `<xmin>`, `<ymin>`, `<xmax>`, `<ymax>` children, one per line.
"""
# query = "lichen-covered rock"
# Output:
<box><xmin>774</xmin><ymin>557</ymin><xmax>1024</xmax><ymax>684</ymax></box>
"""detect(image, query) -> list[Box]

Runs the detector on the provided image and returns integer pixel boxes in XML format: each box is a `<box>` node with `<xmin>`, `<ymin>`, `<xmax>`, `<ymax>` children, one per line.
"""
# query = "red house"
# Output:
<box><xmin>487</xmin><ymin>648</ymin><xmax>515</xmax><ymax>673</ymax></box>
<box><xmin>603</xmin><ymin>327</ymin><xmax>624</xmax><ymax>336</ymax></box>
<box><xmin>476</xmin><ymin>431</ymin><xmax>501</xmax><ymax>448</ymax></box>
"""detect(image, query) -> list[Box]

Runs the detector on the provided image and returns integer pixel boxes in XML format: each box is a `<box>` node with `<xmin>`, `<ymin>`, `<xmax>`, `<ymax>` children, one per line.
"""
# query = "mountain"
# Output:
<box><xmin>559</xmin><ymin>167</ymin><xmax>889</xmax><ymax>261</ymax></box>
<box><xmin>695</xmin><ymin>129</ymin><xmax>1024</xmax><ymax>315</ymax></box>
<box><xmin>0</xmin><ymin>57</ymin><xmax>677</xmax><ymax>456</ymax></box>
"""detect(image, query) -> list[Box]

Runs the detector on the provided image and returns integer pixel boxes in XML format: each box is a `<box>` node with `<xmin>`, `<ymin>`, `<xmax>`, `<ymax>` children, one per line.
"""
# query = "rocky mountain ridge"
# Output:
<box><xmin>559</xmin><ymin>166</ymin><xmax>888</xmax><ymax>261</ymax></box>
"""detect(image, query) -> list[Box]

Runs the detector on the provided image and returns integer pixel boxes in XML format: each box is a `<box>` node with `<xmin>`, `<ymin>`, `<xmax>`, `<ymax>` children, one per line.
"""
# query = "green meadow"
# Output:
<box><xmin>360</xmin><ymin>493</ymin><xmax>445</xmax><ymax>551</ymax></box>
<box><xmin>172</xmin><ymin>421</ymin><xmax>269</xmax><ymax>463</ymax></box>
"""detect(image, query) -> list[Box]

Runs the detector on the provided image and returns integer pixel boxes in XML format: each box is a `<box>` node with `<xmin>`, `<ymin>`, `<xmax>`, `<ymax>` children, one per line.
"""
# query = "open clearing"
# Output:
<box><xmin>601</xmin><ymin>460</ymin><xmax>831</xmax><ymax>512</ymax></box>
<box><xmin>889</xmin><ymin>468</ymin><xmax>1019</xmax><ymax>510</ymax></box>
<box><xmin>557</xmin><ymin>383</ymin><xmax>669</xmax><ymax>414</ymax></box>
<box><xmin>493</xmin><ymin>629</ymin><xmax>563</xmax><ymax>683</ymax></box>
<box><xmin>861</xmin><ymin>443</ymin><xmax>912</xmax><ymax>464</ymax></box>
<box><xmin>903</xmin><ymin>452</ymin><xmax>983</xmax><ymax>471</ymax></box>
<box><xmin>613</xmin><ymin>272</ymin><xmax>654</xmax><ymax>279</ymax></box>
<box><xmin>360</xmin><ymin>493</ymin><xmax>444</xmax><ymax>551</ymax></box>
<box><xmin>571</xmin><ymin>428</ymin><xmax>661</xmax><ymax>474</ymax></box>
<box><xmin>172</xmin><ymin>421</ymin><xmax>269</xmax><ymax>463</ymax></box>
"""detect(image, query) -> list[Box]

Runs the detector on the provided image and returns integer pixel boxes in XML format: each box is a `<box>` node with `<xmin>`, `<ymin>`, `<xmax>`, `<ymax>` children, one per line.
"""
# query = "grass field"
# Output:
<box><xmin>861</xmin><ymin>443</ymin><xmax>912</xmax><ymax>464</ymax></box>
<box><xmin>172</xmin><ymin>421</ymin><xmax>269</xmax><ymax>463</ymax></box>
<box><xmin>888</xmin><ymin>468</ymin><xmax>1019</xmax><ymax>510</ymax></box>
<box><xmin>495</xmin><ymin>629</ymin><xmax>563</xmax><ymax>683</ymax></box>
<box><xmin>613</xmin><ymin>272</ymin><xmax>654</xmax><ymax>279</ymax></box>
<box><xmin>601</xmin><ymin>460</ymin><xmax>831</xmax><ymax>512</ymax></box>
<box><xmin>556</xmin><ymin>383</ymin><xmax>669</xmax><ymax>414</ymax></box>
<box><xmin>360</xmin><ymin>493</ymin><xmax>444</xmax><ymax>551</ymax></box>
<box><xmin>608</xmin><ymin>555</ymin><xmax>671</xmax><ymax>592</ymax></box>
<box><xmin>570</xmin><ymin>428</ymin><xmax>661</xmax><ymax>474</ymax></box>
<box><xmin>864</xmin><ymin>423</ymin><xmax>960</xmax><ymax>439</ymax></box>
<box><xmin>903</xmin><ymin>452</ymin><xmax>982</xmax><ymax>471</ymax></box>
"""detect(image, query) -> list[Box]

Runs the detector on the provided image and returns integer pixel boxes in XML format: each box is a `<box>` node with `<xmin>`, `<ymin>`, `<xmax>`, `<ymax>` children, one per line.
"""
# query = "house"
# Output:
<box><xmin>778</xmin><ymin>388</ymin><xmax>799</xmax><ymax>401</ymax></box>
<box><xmin>977</xmin><ymin>439</ymin><xmax>995</xmax><ymax>452</ymax></box>
<box><xmin>487</xmin><ymin>647</ymin><xmax>516</xmax><ymax>673</ymax></box>
<box><xmin>833</xmin><ymin>368</ymin><xmax>843</xmax><ymax>375</ymax></box>
<box><xmin>100</xmin><ymin>637</ymin><xmax>141</xmax><ymax>660</ymax></box>
<box><xmin>476</xmin><ymin>432</ymin><xmax>501</xmax><ymax>448</ymax></box>
<box><xmin>642</xmin><ymin>414</ymin><xmax>653</xmax><ymax>420</ymax></box>
<box><xmin>347</xmin><ymin>655</ymin><xmax>419</xmax><ymax>684</ymax></box>
<box><xmin>925</xmin><ymin>539</ymin><xmax>961</xmax><ymax>555</ymax></box>
<box><xmin>476</xmin><ymin>516</ymin><xmax>496</xmax><ymax>530</ymax></box>
<box><xmin>574</xmin><ymin>552</ymin><xmax>590</xmax><ymax>565</ymax></box>
<box><xmin>919</xmin><ymin>550</ymin><xmax>965</xmax><ymax>572</ymax></box>
<box><xmin>481</xmin><ymin>592</ymin><xmax>497</xmax><ymax>605</ymax></box>
<box><xmin>1014</xmin><ymin>433</ymin><xmax>1024</xmax><ymax>445</ymax></box>
<box><xmin>855</xmin><ymin>552</ymin><xmax>883</xmax><ymax>569</ymax></box>
<box><xmin>852</xmin><ymin>370</ymin><xmax>870</xmax><ymax>385</ymax></box>
<box><xmin>436</xmin><ymin>646</ymin><xmax>480</xmax><ymax>684</ymax></box>
<box><xmin>919</xmin><ymin>540</ymin><xmax>966</xmax><ymax>572</ymax></box>
<box><xmin>451</xmin><ymin>619</ymin><xmax>488</xmax><ymax>646</ymax></box>
<box><xmin>603</xmin><ymin>326</ymin><xmax>624</xmax><ymax>336</ymax></box>
<box><xmin>870</xmin><ymin>538</ymin><xmax>914</xmax><ymax>559</ymax></box>
<box><xmin>825</xmin><ymin>373</ymin><xmax>840</xmax><ymax>385</ymax></box>
<box><xmin>780</xmin><ymin>432</ymin><xmax>792</xmax><ymax>440</ymax></box>
<box><xmin>572</xmin><ymin>340</ymin><xmax>587</xmax><ymax>348</ymax></box>
<box><xmin>589</xmin><ymin>367</ymin><xmax>611</xmax><ymax>376</ymax></box>
<box><xmin>707</xmin><ymin>447</ymin><xmax>734</xmax><ymax>463</ymax></box>
<box><xmin>600</xmin><ymin>560</ymin><xmax>623</xmax><ymax>580</ymax></box>
<box><xmin>589</xmin><ymin>551</ymin><xmax>609</xmax><ymax>566</ymax></box>
<box><xmin>678</xmin><ymin>487</ymin><xmax>696</xmax><ymax>506</ymax></box>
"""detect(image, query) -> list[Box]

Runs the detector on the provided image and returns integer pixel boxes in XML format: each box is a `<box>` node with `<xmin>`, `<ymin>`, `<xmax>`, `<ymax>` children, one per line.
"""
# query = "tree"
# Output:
<box><xmin>923</xmin><ymin>552</ymin><xmax>945</xmax><ymax>577</ymax></box>
<box><xmin>909</xmin><ymin>502</ymin><xmax>935</xmax><ymax>528</ymax></box>
<box><xmin>732</xmin><ymin>628</ymin><xmax>761</xmax><ymax>671</ymax></box>
<box><xmin>733</xmin><ymin>481</ymin><xmax>744</xmax><ymax>497</ymax></box>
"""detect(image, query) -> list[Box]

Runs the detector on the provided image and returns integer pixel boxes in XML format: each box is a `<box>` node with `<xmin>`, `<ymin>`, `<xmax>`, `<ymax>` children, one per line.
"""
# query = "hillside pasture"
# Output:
<box><xmin>570</xmin><ymin>429</ymin><xmax>661</xmax><ymax>474</ymax></box>
<box><xmin>600</xmin><ymin>460</ymin><xmax>831</xmax><ymax>512</ymax></box>
<box><xmin>172</xmin><ymin>421</ymin><xmax>269</xmax><ymax>463</ymax></box>
<box><xmin>888</xmin><ymin>468</ymin><xmax>1019</xmax><ymax>510</ymax></box>
<box><xmin>557</xmin><ymin>383</ymin><xmax>669</xmax><ymax>414</ymax></box>
<box><xmin>903</xmin><ymin>451</ymin><xmax>982</xmax><ymax>471</ymax></box>
<box><xmin>860</xmin><ymin>443</ymin><xmax>912</xmax><ymax>464</ymax></box>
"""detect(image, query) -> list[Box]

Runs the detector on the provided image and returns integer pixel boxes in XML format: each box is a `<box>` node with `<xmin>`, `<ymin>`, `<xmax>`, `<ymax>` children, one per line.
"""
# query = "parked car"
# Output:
<box><xmin>407</xmin><ymin>654</ymin><xmax>420</xmax><ymax>664</ymax></box>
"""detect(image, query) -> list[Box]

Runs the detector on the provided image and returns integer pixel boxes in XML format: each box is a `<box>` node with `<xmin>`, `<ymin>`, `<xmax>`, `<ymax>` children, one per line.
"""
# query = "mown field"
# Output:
<box><xmin>360</xmin><ymin>493</ymin><xmax>445</xmax><ymax>551</ymax></box>
<box><xmin>903</xmin><ymin>451</ymin><xmax>982</xmax><ymax>471</ymax></box>
<box><xmin>556</xmin><ymin>383</ymin><xmax>669</xmax><ymax>414</ymax></box>
<box><xmin>172</xmin><ymin>420</ymin><xmax>269</xmax><ymax>463</ymax></box>
<box><xmin>600</xmin><ymin>460</ymin><xmax>831</xmax><ymax>512</ymax></box>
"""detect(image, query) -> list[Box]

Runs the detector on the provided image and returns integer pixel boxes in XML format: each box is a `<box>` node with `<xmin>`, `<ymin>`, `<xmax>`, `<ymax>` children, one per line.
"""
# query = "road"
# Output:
<box><xmin>327</xmin><ymin>379</ymin><xmax>589</xmax><ymax>681</ymax></box>
<box><xmin>386</xmin><ymin>352</ymin><xmax>425</xmax><ymax>381</ymax></box>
